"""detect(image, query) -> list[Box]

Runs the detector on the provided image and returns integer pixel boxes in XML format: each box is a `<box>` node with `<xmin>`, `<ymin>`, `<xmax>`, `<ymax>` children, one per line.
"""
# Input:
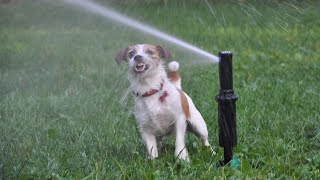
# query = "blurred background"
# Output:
<box><xmin>0</xmin><ymin>0</ymin><xmax>319</xmax><ymax>179</ymax></box>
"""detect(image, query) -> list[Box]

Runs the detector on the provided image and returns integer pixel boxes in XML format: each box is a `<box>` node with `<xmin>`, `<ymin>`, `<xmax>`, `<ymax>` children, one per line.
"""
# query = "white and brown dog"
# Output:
<box><xmin>115</xmin><ymin>44</ymin><xmax>210</xmax><ymax>161</ymax></box>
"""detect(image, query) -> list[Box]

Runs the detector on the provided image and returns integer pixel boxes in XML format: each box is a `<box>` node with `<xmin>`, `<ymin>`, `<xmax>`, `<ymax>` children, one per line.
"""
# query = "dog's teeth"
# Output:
<box><xmin>135</xmin><ymin>63</ymin><xmax>146</xmax><ymax>72</ymax></box>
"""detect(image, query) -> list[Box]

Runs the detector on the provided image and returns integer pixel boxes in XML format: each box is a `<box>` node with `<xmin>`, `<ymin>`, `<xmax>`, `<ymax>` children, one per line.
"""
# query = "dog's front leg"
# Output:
<box><xmin>141</xmin><ymin>131</ymin><xmax>158</xmax><ymax>159</ymax></box>
<box><xmin>175</xmin><ymin>116</ymin><xmax>189</xmax><ymax>161</ymax></box>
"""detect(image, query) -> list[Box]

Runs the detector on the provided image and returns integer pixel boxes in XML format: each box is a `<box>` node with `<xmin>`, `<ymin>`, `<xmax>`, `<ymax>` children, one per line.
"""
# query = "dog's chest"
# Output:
<box><xmin>134</xmin><ymin>94</ymin><xmax>176</xmax><ymax>135</ymax></box>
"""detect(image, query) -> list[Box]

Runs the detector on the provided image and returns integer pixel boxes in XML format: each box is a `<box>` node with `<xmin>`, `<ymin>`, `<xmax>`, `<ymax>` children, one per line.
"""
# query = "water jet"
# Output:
<box><xmin>62</xmin><ymin>0</ymin><xmax>219</xmax><ymax>62</ymax></box>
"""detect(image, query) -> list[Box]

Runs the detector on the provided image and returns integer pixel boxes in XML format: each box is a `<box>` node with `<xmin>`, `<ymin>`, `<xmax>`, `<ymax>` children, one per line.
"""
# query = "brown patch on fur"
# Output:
<box><xmin>142</xmin><ymin>44</ymin><xmax>160</xmax><ymax>64</ymax></box>
<box><xmin>143</xmin><ymin>44</ymin><xmax>157</xmax><ymax>52</ymax></box>
<box><xmin>114</xmin><ymin>47</ymin><xmax>129</xmax><ymax>64</ymax></box>
<box><xmin>168</xmin><ymin>71</ymin><xmax>180</xmax><ymax>83</ymax></box>
<box><xmin>156</xmin><ymin>45</ymin><xmax>172</xmax><ymax>59</ymax></box>
<box><xmin>179</xmin><ymin>90</ymin><xmax>190</xmax><ymax>120</ymax></box>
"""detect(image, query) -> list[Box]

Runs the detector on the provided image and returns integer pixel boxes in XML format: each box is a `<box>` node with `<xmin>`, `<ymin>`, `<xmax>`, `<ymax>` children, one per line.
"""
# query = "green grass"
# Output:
<box><xmin>1</xmin><ymin>0</ymin><xmax>319</xmax><ymax>178</ymax></box>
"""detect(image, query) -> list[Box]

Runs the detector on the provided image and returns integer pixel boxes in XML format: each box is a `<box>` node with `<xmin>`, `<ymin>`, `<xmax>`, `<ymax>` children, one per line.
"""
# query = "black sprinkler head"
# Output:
<box><xmin>215</xmin><ymin>51</ymin><xmax>238</xmax><ymax>166</ymax></box>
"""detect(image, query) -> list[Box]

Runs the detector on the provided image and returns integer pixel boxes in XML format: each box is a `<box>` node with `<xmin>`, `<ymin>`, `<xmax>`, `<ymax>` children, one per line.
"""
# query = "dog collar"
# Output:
<box><xmin>142</xmin><ymin>80</ymin><xmax>163</xmax><ymax>97</ymax></box>
<box><xmin>133</xmin><ymin>79</ymin><xmax>166</xmax><ymax>98</ymax></box>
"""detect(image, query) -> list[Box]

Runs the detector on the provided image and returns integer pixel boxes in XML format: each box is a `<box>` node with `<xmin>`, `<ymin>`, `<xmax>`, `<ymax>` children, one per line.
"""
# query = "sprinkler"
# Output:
<box><xmin>215</xmin><ymin>51</ymin><xmax>238</xmax><ymax>166</ymax></box>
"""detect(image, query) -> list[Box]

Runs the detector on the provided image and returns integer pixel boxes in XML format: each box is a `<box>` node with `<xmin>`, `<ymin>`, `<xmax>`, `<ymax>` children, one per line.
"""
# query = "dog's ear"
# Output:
<box><xmin>114</xmin><ymin>48</ymin><xmax>129</xmax><ymax>64</ymax></box>
<box><xmin>156</xmin><ymin>46</ymin><xmax>172</xmax><ymax>59</ymax></box>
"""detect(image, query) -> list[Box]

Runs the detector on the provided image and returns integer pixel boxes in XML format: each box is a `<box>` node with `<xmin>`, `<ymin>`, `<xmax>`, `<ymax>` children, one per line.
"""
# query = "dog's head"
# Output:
<box><xmin>115</xmin><ymin>44</ymin><xmax>171</xmax><ymax>75</ymax></box>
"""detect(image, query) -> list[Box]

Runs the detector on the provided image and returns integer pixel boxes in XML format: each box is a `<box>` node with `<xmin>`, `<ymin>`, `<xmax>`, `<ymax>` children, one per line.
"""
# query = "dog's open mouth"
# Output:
<box><xmin>134</xmin><ymin>63</ymin><xmax>149</xmax><ymax>73</ymax></box>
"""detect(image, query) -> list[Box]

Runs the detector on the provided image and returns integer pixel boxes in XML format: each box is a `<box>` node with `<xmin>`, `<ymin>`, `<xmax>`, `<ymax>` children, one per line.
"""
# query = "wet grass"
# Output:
<box><xmin>1</xmin><ymin>0</ymin><xmax>319</xmax><ymax>179</ymax></box>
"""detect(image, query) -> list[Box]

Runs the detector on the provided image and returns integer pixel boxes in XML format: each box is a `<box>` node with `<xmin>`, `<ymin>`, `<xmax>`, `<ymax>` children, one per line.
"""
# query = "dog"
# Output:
<box><xmin>115</xmin><ymin>44</ymin><xmax>210</xmax><ymax>161</ymax></box>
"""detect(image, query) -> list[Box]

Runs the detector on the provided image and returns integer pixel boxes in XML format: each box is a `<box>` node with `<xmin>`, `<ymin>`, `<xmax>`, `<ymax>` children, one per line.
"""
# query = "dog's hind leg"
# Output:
<box><xmin>185</xmin><ymin>95</ymin><xmax>210</xmax><ymax>147</ymax></box>
<box><xmin>175</xmin><ymin>115</ymin><xmax>189</xmax><ymax>161</ymax></box>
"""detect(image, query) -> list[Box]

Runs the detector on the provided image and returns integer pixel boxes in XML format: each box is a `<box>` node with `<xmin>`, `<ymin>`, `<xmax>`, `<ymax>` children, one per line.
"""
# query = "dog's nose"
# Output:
<box><xmin>134</xmin><ymin>55</ymin><xmax>143</xmax><ymax>62</ymax></box>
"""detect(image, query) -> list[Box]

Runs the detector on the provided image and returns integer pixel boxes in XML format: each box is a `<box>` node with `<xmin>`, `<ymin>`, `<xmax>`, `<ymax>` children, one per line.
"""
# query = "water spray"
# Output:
<box><xmin>215</xmin><ymin>51</ymin><xmax>238</xmax><ymax>166</ymax></box>
<box><xmin>62</xmin><ymin>0</ymin><xmax>219</xmax><ymax>62</ymax></box>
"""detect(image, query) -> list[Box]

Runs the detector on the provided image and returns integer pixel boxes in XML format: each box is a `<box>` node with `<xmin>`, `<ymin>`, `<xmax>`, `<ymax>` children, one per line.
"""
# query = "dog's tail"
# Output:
<box><xmin>168</xmin><ymin>61</ymin><xmax>182</xmax><ymax>90</ymax></box>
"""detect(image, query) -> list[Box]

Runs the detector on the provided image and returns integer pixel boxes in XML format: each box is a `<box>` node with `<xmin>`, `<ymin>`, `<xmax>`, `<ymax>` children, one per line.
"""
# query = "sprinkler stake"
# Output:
<box><xmin>215</xmin><ymin>51</ymin><xmax>238</xmax><ymax>166</ymax></box>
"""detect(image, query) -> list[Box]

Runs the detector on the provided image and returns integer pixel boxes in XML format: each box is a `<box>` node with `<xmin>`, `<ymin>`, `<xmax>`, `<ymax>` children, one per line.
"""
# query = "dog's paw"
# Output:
<box><xmin>203</xmin><ymin>139</ymin><xmax>210</xmax><ymax>146</ymax></box>
<box><xmin>147</xmin><ymin>155</ymin><xmax>158</xmax><ymax>160</ymax></box>
<box><xmin>147</xmin><ymin>151</ymin><xmax>158</xmax><ymax>160</ymax></box>
<box><xmin>147</xmin><ymin>147</ymin><xmax>158</xmax><ymax>160</ymax></box>
<box><xmin>175</xmin><ymin>147</ymin><xmax>189</xmax><ymax>162</ymax></box>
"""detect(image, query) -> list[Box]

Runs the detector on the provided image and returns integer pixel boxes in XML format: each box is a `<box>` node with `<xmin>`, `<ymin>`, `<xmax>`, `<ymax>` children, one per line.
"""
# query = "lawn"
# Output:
<box><xmin>0</xmin><ymin>0</ymin><xmax>319</xmax><ymax>178</ymax></box>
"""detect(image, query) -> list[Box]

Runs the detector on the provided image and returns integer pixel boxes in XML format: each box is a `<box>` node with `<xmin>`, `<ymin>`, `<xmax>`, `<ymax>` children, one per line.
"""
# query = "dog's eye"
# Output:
<box><xmin>146</xmin><ymin>50</ymin><xmax>153</xmax><ymax>55</ymax></box>
<box><xmin>128</xmin><ymin>51</ymin><xmax>135</xmax><ymax>58</ymax></box>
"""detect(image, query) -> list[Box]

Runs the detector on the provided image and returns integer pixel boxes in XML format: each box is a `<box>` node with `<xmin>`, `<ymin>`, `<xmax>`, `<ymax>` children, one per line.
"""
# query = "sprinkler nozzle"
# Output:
<box><xmin>215</xmin><ymin>51</ymin><xmax>238</xmax><ymax>166</ymax></box>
